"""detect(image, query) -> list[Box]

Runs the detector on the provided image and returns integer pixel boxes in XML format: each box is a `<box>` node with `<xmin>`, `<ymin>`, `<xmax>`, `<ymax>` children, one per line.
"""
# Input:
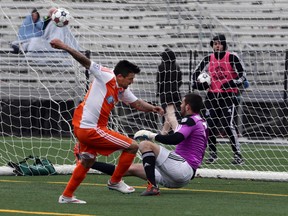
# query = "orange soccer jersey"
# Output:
<box><xmin>72</xmin><ymin>62</ymin><xmax>138</xmax><ymax>156</ymax></box>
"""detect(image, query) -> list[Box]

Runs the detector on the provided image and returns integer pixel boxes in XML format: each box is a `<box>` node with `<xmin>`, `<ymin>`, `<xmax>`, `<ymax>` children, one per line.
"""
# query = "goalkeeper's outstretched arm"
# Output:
<box><xmin>50</xmin><ymin>38</ymin><xmax>91</xmax><ymax>69</ymax></box>
<box><xmin>134</xmin><ymin>129</ymin><xmax>185</xmax><ymax>145</ymax></box>
<box><xmin>155</xmin><ymin>132</ymin><xmax>185</xmax><ymax>145</ymax></box>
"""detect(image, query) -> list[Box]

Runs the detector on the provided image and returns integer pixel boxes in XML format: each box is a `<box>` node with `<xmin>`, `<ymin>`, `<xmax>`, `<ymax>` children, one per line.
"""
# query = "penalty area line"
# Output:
<box><xmin>0</xmin><ymin>209</ymin><xmax>95</xmax><ymax>216</ymax></box>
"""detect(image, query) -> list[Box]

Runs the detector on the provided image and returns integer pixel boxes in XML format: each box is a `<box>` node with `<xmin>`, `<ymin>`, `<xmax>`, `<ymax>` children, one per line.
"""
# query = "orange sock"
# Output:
<box><xmin>62</xmin><ymin>163</ymin><xmax>89</xmax><ymax>197</ymax></box>
<box><xmin>110</xmin><ymin>152</ymin><xmax>136</xmax><ymax>183</ymax></box>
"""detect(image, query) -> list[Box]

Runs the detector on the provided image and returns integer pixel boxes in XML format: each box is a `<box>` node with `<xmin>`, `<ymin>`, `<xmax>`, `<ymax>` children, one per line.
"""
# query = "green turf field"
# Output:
<box><xmin>1</xmin><ymin>136</ymin><xmax>288</xmax><ymax>172</ymax></box>
<box><xmin>0</xmin><ymin>175</ymin><xmax>287</xmax><ymax>216</ymax></box>
<box><xmin>0</xmin><ymin>137</ymin><xmax>288</xmax><ymax>215</ymax></box>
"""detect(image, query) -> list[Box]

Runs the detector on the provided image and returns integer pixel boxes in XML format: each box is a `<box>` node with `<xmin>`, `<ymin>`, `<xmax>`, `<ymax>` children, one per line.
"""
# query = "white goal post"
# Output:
<box><xmin>0</xmin><ymin>0</ymin><xmax>287</xmax><ymax>181</ymax></box>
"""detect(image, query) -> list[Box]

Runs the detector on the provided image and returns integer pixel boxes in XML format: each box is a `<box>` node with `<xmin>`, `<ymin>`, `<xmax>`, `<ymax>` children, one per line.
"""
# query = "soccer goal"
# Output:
<box><xmin>0</xmin><ymin>0</ymin><xmax>287</xmax><ymax>181</ymax></box>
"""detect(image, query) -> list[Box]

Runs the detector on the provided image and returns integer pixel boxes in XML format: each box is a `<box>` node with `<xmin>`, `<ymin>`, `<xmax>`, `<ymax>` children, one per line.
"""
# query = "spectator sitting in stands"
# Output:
<box><xmin>26</xmin><ymin>7</ymin><xmax>80</xmax><ymax>52</ymax></box>
<box><xmin>11</xmin><ymin>8</ymin><xmax>44</xmax><ymax>54</ymax></box>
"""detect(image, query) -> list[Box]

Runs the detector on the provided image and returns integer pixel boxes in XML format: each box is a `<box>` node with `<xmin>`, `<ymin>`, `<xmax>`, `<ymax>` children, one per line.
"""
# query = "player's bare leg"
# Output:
<box><xmin>59</xmin><ymin>152</ymin><xmax>95</xmax><ymax>204</ymax></box>
<box><xmin>161</xmin><ymin>104</ymin><xmax>178</xmax><ymax>135</ymax></box>
<box><xmin>107</xmin><ymin>142</ymin><xmax>138</xmax><ymax>194</ymax></box>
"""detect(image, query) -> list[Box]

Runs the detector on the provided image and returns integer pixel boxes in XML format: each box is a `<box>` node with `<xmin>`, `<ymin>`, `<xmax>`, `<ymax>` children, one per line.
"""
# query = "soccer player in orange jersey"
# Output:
<box><xmin>50</xmin><ymin>39</ymin><xmax>164</xmax><ymax>204</ymax></box>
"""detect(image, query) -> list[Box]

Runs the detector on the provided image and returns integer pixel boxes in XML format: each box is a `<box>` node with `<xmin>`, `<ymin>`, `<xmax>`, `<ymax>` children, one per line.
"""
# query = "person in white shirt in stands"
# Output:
<box><xmin>26</xmin><ymin>7</ymin><xmax>79</xmax><ymax>52</ymax></box>
<box><xmin>11</xmin><ymin>8</ymin><xmax>44</xmax><ymax>53</ymax></box>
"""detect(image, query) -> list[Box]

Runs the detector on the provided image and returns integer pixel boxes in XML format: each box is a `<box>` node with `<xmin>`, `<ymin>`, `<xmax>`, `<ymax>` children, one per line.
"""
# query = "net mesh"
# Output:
<box><xmin>0</xmin><ymin>0</ymin><xmax>287</xmax><ymax>180</ymax></box>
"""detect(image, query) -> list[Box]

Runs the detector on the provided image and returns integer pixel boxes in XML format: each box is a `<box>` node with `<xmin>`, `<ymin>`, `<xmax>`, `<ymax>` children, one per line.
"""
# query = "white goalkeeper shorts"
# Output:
<box><xmin>155</xmin><ymin>146</ymin><xmax>194</xmax><ymax>188</ymax></box>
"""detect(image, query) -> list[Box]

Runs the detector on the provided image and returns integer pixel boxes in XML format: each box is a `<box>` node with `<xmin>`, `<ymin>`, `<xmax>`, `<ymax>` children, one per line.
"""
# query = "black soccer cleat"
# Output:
<box><xmin>205</xmin><ymin>153</ymin><xmax>218</xmax><ymax>164</ymax></box>
<box><xmin>141</xmin><ymin>184</ymin><xmax>160</xmax><ymax>196</ymax></box>
<box><xmin>231</xmin><ymin>154</ymin><xmax>244</xmax><ymax>165</ymax></box>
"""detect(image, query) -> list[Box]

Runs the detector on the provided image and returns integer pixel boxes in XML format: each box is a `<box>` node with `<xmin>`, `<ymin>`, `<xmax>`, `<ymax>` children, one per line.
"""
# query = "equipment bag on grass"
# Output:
<box><xmin>7</xmin><ymin>155</ymin><xmax>56</xmax><ymax>176</ymax></box>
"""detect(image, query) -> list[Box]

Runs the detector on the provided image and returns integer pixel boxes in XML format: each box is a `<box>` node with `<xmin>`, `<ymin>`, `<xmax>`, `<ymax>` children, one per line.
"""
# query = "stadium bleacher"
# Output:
<box><xmin>0</xmin><ymin>0</ymin><xmax>287</xmax><ymax>102</ymax></box>
<box><xmin>0</xmin><ymin>50</ymin><xmax>86</xmax><ymax>101</ymax></box>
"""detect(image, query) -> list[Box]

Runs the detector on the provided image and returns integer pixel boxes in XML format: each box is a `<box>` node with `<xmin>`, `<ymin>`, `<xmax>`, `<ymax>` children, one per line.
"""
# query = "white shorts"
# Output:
<box><xmin>155</xmin><ymin>146</ymin><xmax>194</xmax><ymax>188</ymax></box>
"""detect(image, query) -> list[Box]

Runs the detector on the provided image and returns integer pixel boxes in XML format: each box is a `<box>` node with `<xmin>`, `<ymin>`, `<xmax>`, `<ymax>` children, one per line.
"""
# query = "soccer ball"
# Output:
<box><xmin>197</xmin><ymin>72</ymin><xmax>211</xmax><ymax>85</ymax></box>
<box><xmin>51</xmin><ymin>8</ymin><xmax>71</xmax><ymax>27</ymax></box>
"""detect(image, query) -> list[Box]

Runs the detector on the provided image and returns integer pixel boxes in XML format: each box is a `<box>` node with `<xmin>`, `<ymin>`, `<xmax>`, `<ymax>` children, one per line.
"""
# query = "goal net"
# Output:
<box><xmin>0</xmin><ymin>0</ymin><xmax>287</xmax><ymax>180</ymax></box>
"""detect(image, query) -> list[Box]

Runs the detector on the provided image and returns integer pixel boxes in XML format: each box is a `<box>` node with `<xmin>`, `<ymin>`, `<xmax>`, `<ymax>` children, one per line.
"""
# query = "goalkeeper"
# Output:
<box><xmin>77</xmin><ymin>93</ymin><xmax>208</xmax><ymax>196</ymax></box>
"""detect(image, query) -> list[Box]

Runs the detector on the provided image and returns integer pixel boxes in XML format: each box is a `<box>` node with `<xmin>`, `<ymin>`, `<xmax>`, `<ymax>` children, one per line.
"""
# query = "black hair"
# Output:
<box><xmin>210</xmin><ymin>34</ymin><xmax>227</xmax><ymax>50</ymax></box>
<box><xmin>113</xmin><ymin>60</ymin><xmax>140</xmax><ymax>77</ymax></box>
<box><xmin>184</xmin><ymin>93</ymin><xmax>203</xmax><ymax>113</ymax></box>
<box><xmin>31</xmin><ymin>8</ymin><xmax>40</xmax><ymax>22</ymax></box>
<box><xmin>31</xmin><ymin>8</ymin><xmax>38</xmax><ymax>13</ymax></box>
<box><xmin>160</xmin><ymin>48</ymin><xmax>176</xmax><ymax>62</ymax></box>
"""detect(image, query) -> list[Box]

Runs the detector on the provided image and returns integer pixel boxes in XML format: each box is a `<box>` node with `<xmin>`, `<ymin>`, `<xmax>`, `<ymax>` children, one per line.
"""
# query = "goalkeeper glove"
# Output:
<box><xmin>134</xmin><ymin>130</ymin><xmax>157</xmax><ymax>141</ymax></box>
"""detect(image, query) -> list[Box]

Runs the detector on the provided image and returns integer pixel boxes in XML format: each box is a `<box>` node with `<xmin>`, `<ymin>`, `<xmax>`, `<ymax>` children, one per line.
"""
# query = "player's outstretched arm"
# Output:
<box><xmin>134</xmin><ymin>129</ymin><xmax>157</xmax><ymax>141</ymax></box>
<box><xmin>50</xmin><ymin>39</ymin><xmax>91</xmax><ymax>69</ymax></box>
<box><xmin>134</xmin><ymin>129</ymin><xmax>185</xmax><ymax>145</ymax></box>
<box><xmin>130</xmin><ymin>99</ymin><xmax>164</xmax><ymax>115</ymax></box>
